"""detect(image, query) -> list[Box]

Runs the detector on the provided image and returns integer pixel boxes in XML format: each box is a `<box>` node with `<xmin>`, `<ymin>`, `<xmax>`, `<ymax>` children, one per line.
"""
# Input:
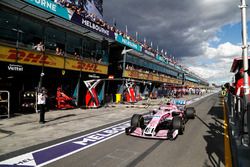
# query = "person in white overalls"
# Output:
<box><xmin>37</xmin><ymin>87</ymin><xmax>47</xmax><ymax>124</ymax></box>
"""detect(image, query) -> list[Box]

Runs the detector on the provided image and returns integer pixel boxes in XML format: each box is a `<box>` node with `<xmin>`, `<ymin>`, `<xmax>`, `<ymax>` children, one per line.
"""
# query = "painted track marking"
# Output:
<box><xmin>0</xmin><ymin>93</ymin><xmax>216</xmax><ymax>167</ymax></box>
<box><xmin>223</xmin><ymin>99</ymin><xmax>232</xmax><ymax>167</ymax></box>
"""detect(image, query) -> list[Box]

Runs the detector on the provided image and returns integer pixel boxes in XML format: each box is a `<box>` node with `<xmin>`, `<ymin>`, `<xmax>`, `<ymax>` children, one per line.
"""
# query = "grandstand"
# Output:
<box><xmin>0</xmin><ymin>0</ymin><xmax>208</xmax><ymax>115</ymax></box>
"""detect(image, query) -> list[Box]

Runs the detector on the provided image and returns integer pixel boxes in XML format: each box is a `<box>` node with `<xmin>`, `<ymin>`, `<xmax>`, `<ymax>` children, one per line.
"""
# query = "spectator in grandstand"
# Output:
<box><xmin>97</xmin><ymin>58</ymin><xmax>102</xmax><ymax>63</ymax></box>
<box><xmin>53</xmin><ymin>0</ymin><xmax>61</xmax><ymax>4</ymax></box>
<box><xmin>59</xmin><ymin>49</ymin><xmax>65</xmax><ymax>56</ymax></box>
<box><xmin>74</xmin><ymin>51</ymin><xmax>81</xmax><ymax>59</ymax></box>
<box><xmin>58</xmin><ymin>0</ymin><xmax>66</xmax><ymax>6</ymax></box>
<box><xmin>55</xmin><ymin>47</ymin><xmax>65</xmax><ymax>56</ymax></box>
<box><xmin>55</xmin><ymin>47</ymin><xmax>61</xmax><ymax>56</ymax></box>
<box><xmin>77</xmin><ymin>0</ymin><xmax>88</xmax><ymax>9</ymax></box>
<box><xmin>33</xmin><ymin>41</ymin><xmax>45</xmax><ymax>52</ymax></box>
<box><xmin>76</xmin><ymin>7</ymin><xmax>83</xmax><ymax>15</ymax></box>
<box><xmin>84</xmin><ymin>0</ymin><xmax>103</xmax><ymax>19</ymax></box>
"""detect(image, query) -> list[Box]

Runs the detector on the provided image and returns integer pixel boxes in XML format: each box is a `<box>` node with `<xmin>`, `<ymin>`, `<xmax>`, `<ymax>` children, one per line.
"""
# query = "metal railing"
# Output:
<box><xmin>226</xmin><ymin>92</ymin><xmax>249</xmax><ymax>147</ymax></box>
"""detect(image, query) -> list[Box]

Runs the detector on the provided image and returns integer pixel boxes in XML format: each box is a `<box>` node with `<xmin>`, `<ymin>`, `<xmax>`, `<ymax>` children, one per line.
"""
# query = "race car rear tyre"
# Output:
<box><xmin>185</xmin><ymin>107</ymin><xmax>195</xmax><ymax>119</ymax></box>
<box><xmin>173</xmin><ymin>116</ymin><xmax>182</xmax><ymax>130</ymax></box>
<box><xmin>131</xmin><ymin>114</ymin><xmax>144</xmax><ymax>128</ymax></box>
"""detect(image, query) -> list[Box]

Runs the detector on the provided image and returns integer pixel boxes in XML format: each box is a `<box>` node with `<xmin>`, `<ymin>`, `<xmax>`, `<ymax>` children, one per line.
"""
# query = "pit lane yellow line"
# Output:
<box><xmin>223</xmin><ymin>100</ymin><xmax>232</xmax><ymax>167</ymax></box>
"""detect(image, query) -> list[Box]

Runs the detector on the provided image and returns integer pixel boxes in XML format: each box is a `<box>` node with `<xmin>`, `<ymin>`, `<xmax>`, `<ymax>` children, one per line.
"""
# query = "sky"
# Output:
<box><xmin>102</xmin><ymin>0</ymin><xmax>250</xmax><ymax>85</ymax></box>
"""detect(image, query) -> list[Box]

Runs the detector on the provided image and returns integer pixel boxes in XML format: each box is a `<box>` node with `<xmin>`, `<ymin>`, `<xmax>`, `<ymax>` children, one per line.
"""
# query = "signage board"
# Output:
<box><xmin>115</xmin><ymin>33</ymin><xmax>142</xmax><ymax>52</ymax></box>
<box><xmin>0</xmin><ymin>45</ymin><xmax>108</xmax><ymax>74</ymax></box>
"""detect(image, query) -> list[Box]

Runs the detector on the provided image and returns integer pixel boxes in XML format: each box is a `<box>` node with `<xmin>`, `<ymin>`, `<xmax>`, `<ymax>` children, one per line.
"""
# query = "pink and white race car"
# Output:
<box><xmin>125</xmin><ymin>99</ymin><xmax>195</xmax><ymax>140</ymax></box>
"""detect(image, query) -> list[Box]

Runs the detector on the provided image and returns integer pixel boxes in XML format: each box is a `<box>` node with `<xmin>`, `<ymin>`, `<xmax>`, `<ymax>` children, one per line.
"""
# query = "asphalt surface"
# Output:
<box><xmin>0</xmin><ymin>93</ymin><xmax>228</xmax><ymax>167</ymax></box>
<box><xmin>44</xmin><ymin>93</ymin><xmax>225</xmax><ymax>167</ymax></box>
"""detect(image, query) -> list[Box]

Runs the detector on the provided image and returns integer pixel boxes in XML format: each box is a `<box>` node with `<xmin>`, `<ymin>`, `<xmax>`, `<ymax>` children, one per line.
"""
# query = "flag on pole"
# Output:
<box><xmin>98</xmin><ymin>82</ymin><xmax>105</xmax><ymax>104</ymax></box>
<box><xmin>73</xmin><ymin>81</ymin><xmax>79</xmax><ymax>106</ymax></box>
<box><xmin>169</xmin><ymin>54</ymin><xmax>172</xmax><ymax>61</ymax></box>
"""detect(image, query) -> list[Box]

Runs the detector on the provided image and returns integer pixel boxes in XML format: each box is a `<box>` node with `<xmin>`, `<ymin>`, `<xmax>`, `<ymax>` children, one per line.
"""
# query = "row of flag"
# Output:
<box><xmin>126</xmin><ymin>26</ymin><xmax>177</xmax><ymax>63</ymax></box>
<box><xmin>113</xmin><ymin>19</ymin><xmax>180</xmax><ymax>63</ymax></box>
<box><xmin>113</xmin><ymin>22</ymin><xmax>175</xmax><ymax>60</ymax></box>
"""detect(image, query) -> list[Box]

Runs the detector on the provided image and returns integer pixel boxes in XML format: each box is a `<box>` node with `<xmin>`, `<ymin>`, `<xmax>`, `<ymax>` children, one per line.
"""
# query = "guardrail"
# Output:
<box><xmin>226</xmin><ymin>92</ymin><xmax>249</xmax><ymax>147</ymax></box>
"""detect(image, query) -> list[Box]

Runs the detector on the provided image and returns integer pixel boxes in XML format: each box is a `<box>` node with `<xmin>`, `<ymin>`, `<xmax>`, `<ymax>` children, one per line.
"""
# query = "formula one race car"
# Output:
<box><xmin>125</xmin><ymin>99</ymin><xmax>195</xmax><ymax>140</ymax></box>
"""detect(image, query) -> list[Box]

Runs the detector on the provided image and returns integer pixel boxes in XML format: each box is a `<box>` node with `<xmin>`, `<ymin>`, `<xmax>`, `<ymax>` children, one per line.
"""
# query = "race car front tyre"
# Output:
<box><xmin>131</xmin><ymin>114</ymin><xmax>144</xmax><ymax>128</ymax></box>
<box><xmin>179</xmin><ymin>120</ymin><xmax>185</xmax><ymax>135</ymax></box>
<box><xmin>125</xmin><ymin>127</ymin><xmax>130</xmax><ymax>135</ymax></box>
<box><xmin>125</xmin><ymin>127</ymin><xmax>132</xmax><ymax>135</ymax></box>
<box><xmin>185</xmin><ymin>107</ymin><xmax>196</xmax><ymax>119</ymax></box>
<box><xmin>173</xmin><ymin>116</ymin><xmax>182</xmax><ymax>130</ymax></box>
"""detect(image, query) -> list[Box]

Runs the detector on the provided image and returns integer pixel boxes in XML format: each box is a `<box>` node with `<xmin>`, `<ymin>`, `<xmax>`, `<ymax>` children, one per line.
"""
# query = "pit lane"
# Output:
<box><xmin>47</xmin><ymin>93</ymin><xmax>228</xmax><ymax>167</ymax></box>
<box><xmin>0</xmin><ymin>93</ymin><xmax>229</xmax><ymax>167</ymax></box>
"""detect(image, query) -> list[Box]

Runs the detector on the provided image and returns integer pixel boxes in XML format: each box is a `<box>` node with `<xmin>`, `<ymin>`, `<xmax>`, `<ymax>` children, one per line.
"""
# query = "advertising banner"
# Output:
<box><xmin>71</xmin><ymin>16</ymin><xmax>114</xmax><ymax>38</ymax></box>
<box><xmin>175</xmin><ymin>65</ymin><xmax>182</xmax><ymax>70</ymax></box>
<box><xmin>156</xmin><ymin>54</ymin><xmax>164</xmax><ymax>62</ymax></box>
<box><xmin>0</xmin><ymin>45</ymin><xmax>108</xmax><ymax>74</ymax></box>
<box><xmin>115</xmin><ymin>33</ymin><xmax>142</xmax><ymax>52</ymax></box>
<box><xmin>24</xmin><ymin>0</ymin><xmax>71</xmax><ymax>20</ymax></box>
<box><xmin>66</xmin><ymin>59</ymin><xmax>108</xmax><ymax>74</ymax></box>
<box><xmin>0</xmin><ymin>45</ymin><xmax>61</xmax><ymax>68</ymax></box>
<box><xmin>143</xmin><ymin>48</ymin><xmax>155</xmax><ymax>57</ymax></box>
<box><xmin>186</xmin><ymin>76</ymin><xmax>198</xmax><ymax>83</ymax></box>
<box><xmin>123</xmin><ymin>70</ymin><xmax>176</xmax><ymax>83</ymax></box>
<box><xmin>169</xmin><ymin>62</ymin><xmax>175</xmax><ymax>66</ymax></box>
<box><xmin>24</xmin><ymin>0</ymin><xmax>103</xmax><ymax>20</ymax></box>
<box><xmin>23</xmin><ymin>0</ymin><xmax>113</xmax><ymax>38</ymax></box>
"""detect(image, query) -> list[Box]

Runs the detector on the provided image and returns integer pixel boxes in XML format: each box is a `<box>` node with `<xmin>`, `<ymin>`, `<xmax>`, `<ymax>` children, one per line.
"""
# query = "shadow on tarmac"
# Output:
<box><xmin>47</xmin><ymin>114</ymin><xmax>76</xmax><ymax>122</ymax></box>
<box><xmin>0</xmin><ymin>129</ymin><xmax>14</xmax><ymax>139</ymax></box>
<box><xmin>196</xmin><ymin>105</ymin><xmax>225</xmax><ymax>167</ymax></box>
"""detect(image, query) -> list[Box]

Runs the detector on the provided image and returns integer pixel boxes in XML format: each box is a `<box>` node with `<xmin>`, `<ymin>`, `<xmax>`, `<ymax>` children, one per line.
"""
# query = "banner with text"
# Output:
<box><xmin>0</xmin><ymin>45</ymin><xmax>108</xmax><ymax>74</ymax></box>
<box><xmin>23</xmin><ymin>0</ymin><xmax>113</xmax><ymax>38</ymax></box>
<box><xmin>143</xmin><ymin>48</ymin><xmax>155</xmax><ymax>57</ymax></box>
<box><xmin>123</xmin><ymin>70</ymin><xmax>182</xmax><ymax>84</ymax></box>
<box><xmin>24</xmin><ymin>0</ymin><xmax>71</xmax><ymax>20</ymax></box>
<box><xmin>115</xmin><ymin>33</ymin><xmax>142</xmax><ymax>52</ymax></box>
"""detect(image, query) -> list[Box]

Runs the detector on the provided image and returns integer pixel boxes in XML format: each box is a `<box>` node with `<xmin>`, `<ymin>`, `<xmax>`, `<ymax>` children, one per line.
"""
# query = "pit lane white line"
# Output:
<box><xmin>0</xmin><ymin>121</ymin><xmax>130</xmax><ymax>167</ymax></box>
